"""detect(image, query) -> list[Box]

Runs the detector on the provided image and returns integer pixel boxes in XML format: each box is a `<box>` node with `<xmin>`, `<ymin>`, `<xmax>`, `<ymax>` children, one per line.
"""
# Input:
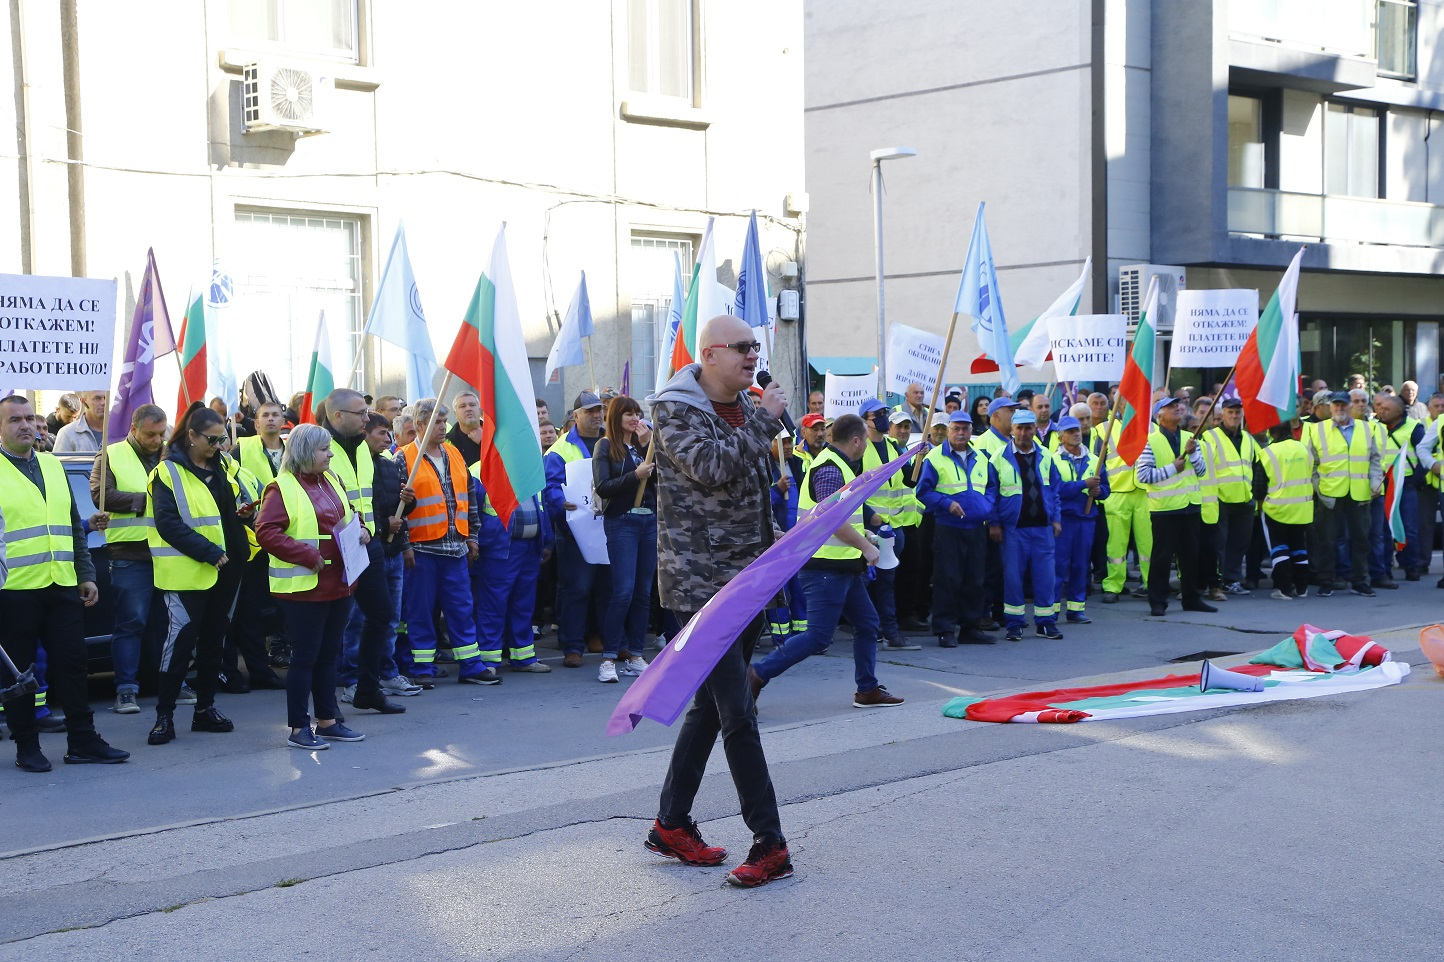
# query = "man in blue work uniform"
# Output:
<box><xmin>543</xmin><ymin>392</ymin><xmax>609</xmax><ymax>668</ymax></box>
<box><xmin>988</xmin><ymin>409</ymin><xmax>1063</xmax><ymax>641</ymax></box>
<box><xmin>974</xmin><ymin>397</ymin><xmax>1019</xmax><ymax>628</ymax></box>
<box><xmin>1051</xmin><ymin>415</ymin><xmax>1109</xmax><ymax>625</ymax></box>
<box><xmin>915</xmin><ymin>411</ymin><xmax>995</xmax><ymax>648</ymax></box>
<box><xmin>471</xmin><ymin>470</ymin><xmax>555</xmax><ymax>674</ymax></box>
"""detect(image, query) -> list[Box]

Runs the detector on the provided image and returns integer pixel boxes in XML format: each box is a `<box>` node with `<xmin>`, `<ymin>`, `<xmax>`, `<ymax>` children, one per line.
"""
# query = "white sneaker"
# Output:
<box><xmin>1270</xmin><ymin>588</ymin><xmax>1294</xmax><ymax>601</ymax></box>
<box><xmin>380</xmin><ymin>675</ymin><xmax>422</xmax><ymax>696</ymax></box>
<box><xmin>618</xmin><ymin>655</ymin><xmax>649</xmax><ymax>676</ymax></box>
<box><xmin>176</xmin><ymin>684</ymin><xmax>198</xmax><ymax>706</ymax></box>
<box><xmin>338</xmin><ymin>684</ymin><xmax>356</xmax><ymax>704</ymax></box>
<box><xmin>598</xmin><ymin>659</ymin><xmax>619</xmax><ymax>683</ymax></box>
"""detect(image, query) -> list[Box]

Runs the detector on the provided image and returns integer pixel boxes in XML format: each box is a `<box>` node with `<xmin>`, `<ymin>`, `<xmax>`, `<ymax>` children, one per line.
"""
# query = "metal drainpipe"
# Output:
<box><xmin>15</xmin><ymin>0</ymin><xmax>38</xmax><ymax>275</ymax></box>
<box><xmin>60</xmin><ymin>0</ymin><xmax>84</xmax><ymax>277</ymax></box>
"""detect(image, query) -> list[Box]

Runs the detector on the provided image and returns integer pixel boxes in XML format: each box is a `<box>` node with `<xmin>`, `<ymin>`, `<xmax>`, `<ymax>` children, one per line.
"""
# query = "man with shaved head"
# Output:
<box><xmin>324</xmin><ymin>388</ymin><xmax>404</xmax><ymax>715</ymax></box>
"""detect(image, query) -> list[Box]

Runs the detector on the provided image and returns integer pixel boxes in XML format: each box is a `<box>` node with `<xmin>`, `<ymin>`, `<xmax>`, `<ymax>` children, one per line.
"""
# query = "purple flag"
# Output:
<box><xmin>607</xmin><ymin>442</ymin><xmax>925</xmax><ymax>735</ymax></box>
<box><xmin>108</xmin><ymin>249</ymin><xmax>177</xmax><ymax>443</ymax></box>
<box><xmin>620</xmin><ymin>360</ymin><xmax>630</xmax><ymax>397</ymax></box>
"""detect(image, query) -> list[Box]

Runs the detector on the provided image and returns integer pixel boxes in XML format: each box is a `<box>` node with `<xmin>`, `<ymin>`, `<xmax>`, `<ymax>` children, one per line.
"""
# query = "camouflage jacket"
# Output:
<box><xmin>649</xmin><ymin>364</ymin><xmax>784</xmax><ymax>613</ymax></box>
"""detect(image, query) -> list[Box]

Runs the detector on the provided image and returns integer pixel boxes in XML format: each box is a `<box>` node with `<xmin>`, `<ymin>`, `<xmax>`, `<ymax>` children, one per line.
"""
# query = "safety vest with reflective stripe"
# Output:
<box><xmin>147</xmin><ymin>459</ymin><xmax>229</xmax><ymax>591</ymax></box>
<box><xmin>0</xmin><ymin>452</ymin><xmax>77</xmax><ymax>590</ymax></box>
<box><xmin>861</xmin><ymin>436</ymin><xmax>920</xmax><ymax>527</ymax></box>
<box><xmin>545</xmin><ymin>432</ymin><xmax>589</xmax><ymax>466</ymax></box>
<box><xmin>923</xmin><ymin>443</ymin><xmax>991</xmax><ymax>496</ymax></box>
<box><xmin>268</xmin><ymin>470</ymin><xmax>353</xmax><ymax>593</ymax></box>
<box><xmin>1141</xmin><ymin>431</ymin><xmax>1202</xmax><ymax>512</ymax></box>
<box><xmin>1202</xmin><ymin>427</ymin><xmax>1256</xmax><ymax>504</ymax></box>
<box><xmin>1381</xmin><ymin>417</ymin><xmax>1420</xmax><ymax>478</ymax></box>
<box><xmin>1307</xmin><ymin>420</ymin><xmax>1373</xmax><ymax>501</ymax></box>
<box><xmin>402</xmin><ymin>441</ymin><xmax>471</xmax><ymax>542</ymax></box>
<box><xmin>103</xmin><ymin>440</ymin><xmax>156</xmax><ymax>545</ymax></box>
<box><xmin>1258</xmin><ymin>439</ymin><xmax>1315</xmax><ymax>525</ymax></box>
<box><xmin>799</xmin><ymin>446</ymin><xmax>864</xmax><ymax>561</ymax></box>
<box><xmin>1097</xmin><ymin>421</ymin><xmax>1138</xmax><ymax>494</ymax></box>
<box><xmin>992</xmin><ymin>444</ymin><xmax>1056</xmax><ymax>498</ymax></box>
<box><xmin>223</xmin><ymin>452</ymin><xmax>263</xmax><ymax>562</ymax></box>
<box><xmin>972</xmin><ymin>427</ymin><xmax>1009</xmax><ymax>462</ymax></box>
<box><xmin>237</xmin><ymin>435</ymin><xmax>283</xmax><ymax>486</ymax></box>
<box><xmin>327</xmin><ymin>436</ymin><xmax>375</xmax><ymax>535</ymax></box>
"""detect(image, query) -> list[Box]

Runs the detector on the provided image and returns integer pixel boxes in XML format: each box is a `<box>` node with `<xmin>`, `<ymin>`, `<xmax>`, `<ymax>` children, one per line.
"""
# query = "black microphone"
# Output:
<box><xmin>755</xmin><ymin>370</ymin><xmax>797</xmax><ymax>434</ymax></box>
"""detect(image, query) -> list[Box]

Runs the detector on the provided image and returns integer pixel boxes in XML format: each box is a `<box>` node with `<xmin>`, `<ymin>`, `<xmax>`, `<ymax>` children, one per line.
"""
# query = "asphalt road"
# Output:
<box><xmin>1</xmin><ymin>573</ymin><xmax>1441</xmax><ymax>957</ymax></box>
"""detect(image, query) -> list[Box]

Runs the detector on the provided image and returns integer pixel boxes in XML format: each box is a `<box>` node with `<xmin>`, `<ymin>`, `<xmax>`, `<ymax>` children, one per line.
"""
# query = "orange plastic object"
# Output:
<box><xmin>1418</xmin><ymin>625</ymin><xmax>1444</xmax><ymax>679</ymax></box>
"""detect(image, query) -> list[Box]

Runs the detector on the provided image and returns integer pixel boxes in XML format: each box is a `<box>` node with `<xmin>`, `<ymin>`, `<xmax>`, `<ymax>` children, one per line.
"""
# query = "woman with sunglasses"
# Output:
<box><xmin>145</xmin><ymin>402</ymin><xmax>254</xmax><ymax>745</ymax></box>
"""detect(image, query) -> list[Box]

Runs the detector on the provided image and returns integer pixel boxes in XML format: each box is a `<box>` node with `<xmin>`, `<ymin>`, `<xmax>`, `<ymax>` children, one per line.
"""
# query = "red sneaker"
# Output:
<box><xmin>645</xmin><ymin>819</ymin><xmax>727</xmax><ymax>866</ymax></box>
<box><xmin>726</xmin><ymin>840</ymin><xmax>793</xmax><ymax>887</ymax></box>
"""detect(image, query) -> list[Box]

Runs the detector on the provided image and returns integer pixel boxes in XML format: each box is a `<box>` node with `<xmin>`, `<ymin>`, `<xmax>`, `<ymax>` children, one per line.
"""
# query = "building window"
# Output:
<box><xmin>1376</xmin><ymin>0</ymin><xmax>1418</xmax><ymax>81</ymax></box>
<box><xmin>628</xmin><ymin>0</ymin><xmax>695</xmax><ymax>101</ymax></box>
<box><xmin>230</xmin><ymin>0</ymin><xmax>359</xmax><ymax>62</ymax></box>
<box><xmin>1228</xmin><ymin>95</ymin><xmax>1266</xmax><ymax>189</ymax></box>
<box><xmin>231</xmin><ymin>210</ymin><xmax>364</xmax><ymax>398</ymax></box>
<box><xmin>630</xmin><ymin>233</ymin><xmax>695</xmax><ymax>402</ymax></box>
<box><xmin>1324</xmin><ymin>103</ymin><xmax>1380</xmax><ymax>198</ymax></box>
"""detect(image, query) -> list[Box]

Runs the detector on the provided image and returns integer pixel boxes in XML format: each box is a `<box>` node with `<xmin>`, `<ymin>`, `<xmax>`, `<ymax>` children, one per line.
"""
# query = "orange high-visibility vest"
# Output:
<box><xmin>402</xmin><ymin>441</ymin><xmax>471</xmax><ymax>543</ymax></box>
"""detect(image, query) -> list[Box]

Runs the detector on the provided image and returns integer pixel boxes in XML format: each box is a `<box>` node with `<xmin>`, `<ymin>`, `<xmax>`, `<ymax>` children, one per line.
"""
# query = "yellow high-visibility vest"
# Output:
<box><xmin>268</xmin><ymin>470</ymin><xmax>353</xmax><ymax>593</ymax></box>
<box><xmin>0</xmin><ymin>452</ymin><xmax>77</xmax><ymax>590</ymax></box>
<box><xmin>103</xmin><ymin>440</ymin><xmax>156</xmax><ymax>545</ymax></box>
<box><xmin>800</xmin><ymin>446</ymin><xmax>864</xmax><ymax>561</ymax></box>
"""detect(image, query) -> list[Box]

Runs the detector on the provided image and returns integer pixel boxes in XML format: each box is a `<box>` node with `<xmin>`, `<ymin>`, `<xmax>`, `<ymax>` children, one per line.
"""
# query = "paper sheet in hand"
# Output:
<box><xmin>336</xmin><ymin>514</ymin><xmax>370</xmax><ymax>586</ymax></box>
<box><xmin>563</xmin><ymin>458</ymin><xmax>610</xmax><ymax>565</ymax></box>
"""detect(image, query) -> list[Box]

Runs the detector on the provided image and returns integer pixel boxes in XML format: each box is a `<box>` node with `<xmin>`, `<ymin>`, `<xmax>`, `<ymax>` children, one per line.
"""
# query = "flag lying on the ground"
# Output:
<box><xmin>608</xmin><ymin>442</ymin><xmax>925</xmax><ymax>735</ymax></box>
<box><xmin>1236</xmin><ymin>246</ymin><xmax>1304</xmax><ymax>431</ymax></box>
<box><xmin>974</xmin><ymin>257</ymin><xmax>1091</xmax><ymax>372</ymax></box>
<box><xmin>1115</xmin><ymin>278</ymin><xmax>1158</xmax><ymax>465</ymax></box>
<box><xmin>299</xmin><ymin>311</ymin><xmax>334</xmax><ymax>424</ymax></box>
<box><xmin>956</xmin><ymin>203</ymin><xmax>1018</xmax><ymax>393</ymax></box>
<box><xmin>110</xmin><ymin>248</ymin><xmax>177</xmax><ymax>444</ymax></box>
<box><xmin>364</xmin><ymin>224</ymin><xmax>439</xmax><ymax>402</ymax></box>
<box><xmin>444</xmin><ymin>225</ymin><xmax>545</xmax><ymax>527</ymax></box>
<box><xmin>944</xmin><ymin>626</ymin><xmax>1402</xmax><ymax>724</ymax></box>
<box><xmin>545</xmin><ymin>271</ymin><xmax>595</xmax><ymax>386</ymax></box>
<box><xmin>1384</xmin><ymin>445</ymin><xmax>1409</xmax><ymax>551</ymax></box>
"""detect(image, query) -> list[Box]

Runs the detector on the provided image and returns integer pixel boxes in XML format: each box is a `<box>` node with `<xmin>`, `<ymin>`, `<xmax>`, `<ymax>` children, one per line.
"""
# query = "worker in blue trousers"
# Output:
<box><xmin>470</xmin><ymin>467</ymin><xmax>555</xmax><ymax>674</ymax></box>
<box><xmin>987</xmin><ymin>408</ymin><xmax>1063</xmax><ymax>641</ymax></box>
<box><xmin>1051</xmin><ymin>415</ymin><xmax>1109</xmax><ymax>625</ymax></box>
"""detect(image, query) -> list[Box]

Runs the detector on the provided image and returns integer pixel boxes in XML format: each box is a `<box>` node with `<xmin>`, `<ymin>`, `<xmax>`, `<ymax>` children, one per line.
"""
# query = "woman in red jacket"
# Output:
<box><xmin>255</xmin><ymin>423</ymin><xmax>366</xmax><ymax>750</ymax></box>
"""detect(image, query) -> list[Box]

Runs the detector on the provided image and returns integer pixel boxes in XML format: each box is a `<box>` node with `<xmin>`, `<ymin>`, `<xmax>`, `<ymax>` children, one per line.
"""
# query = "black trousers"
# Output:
<box><xmin>916</xmin><ymin>513</ymin><xmax>936</xmax><ymax>620</ymax></box>
<box><xmin>0</xmin><ymin>584</ymin><xmax>96</xmax><ymax>748</ymax></box>
<box><xmin>1148</xmin><ymin>511</ymin><xmax>1202</xmax><ymax>608</ymax></box>
<box><xmin>278</xmin><ymin>597</ymin><xmax>351</xmax><ymax>729</ymax></box>
<box><xmin>893</xmin><ymin>522</ymin><xmax>925</xmax><ymax>623</ymax></box>
<box><xmin>1197</xmin><ymin>519</ymin><xmax>1222</xmax><ymax>590</ymax></box>
<box><xmin>984</xmin><ymin>538</ymin><xmax>1003</xmax><ymax>621</ymax></box>
<box><xmin>1091</xmin><ymin>508</ymin><xmax>1109</xmax><ymax>582</ymax></box>
<box><xmin>158</xmin><ymin>560</ymin><xmax>244</xmax><ymax>714</ymax></box>
<box><xmin>1217</xmin><ymin>501</ymin><xmax>1255</xmax><ymax>583</ymax></box>
<box><xmin>1311</xmin><ymin>495</ymin><xmax>1371</xmax><ymax>587</ymax></box>
<box><xmin>351</xmin><ymin>539</ymin><xmax>392</xmax><ymax>696</ymax></box>
<box><xmin>1262</xmin><ymin>516</ymin><xmax>1309</xmax><ymax>594</ymax></box>
<box><xmin>223</xmin><ymin>553</ymin><xmax>282</xmax><ymax>679</ymax></box>
<box><xmin>1417</xmin><ymin>486</ymin><xmax>1438</xmax><ymax>574</ymax></box>
<box><xmin>658</xmin><ymin>612</ymin><xmax>783</xmax><ymax>845</ymax></box>
<box><xmin>930</xmin><ymin>524</ymin><xmax>986</xmax><ymax>635</ymax></box>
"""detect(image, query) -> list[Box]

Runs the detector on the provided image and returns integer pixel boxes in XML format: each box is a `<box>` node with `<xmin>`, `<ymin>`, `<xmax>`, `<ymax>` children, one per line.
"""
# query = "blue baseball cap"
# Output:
<box><xmin>1012</xmin><ymin>410</ymin><xmax>1037</xmax><ymax>425</ymax></box>
<box><xmin>1153</xmin><ymin>396</ymin><xmax>1184</xmax><ymax>415</ymax></box>
<box><xmin>1057</xmin><ymin>416</ymin><xmax>1082</xmax><ymax>431</ymax></box>
<box><xmin>859</xmin><ymin>398</ymin><xmax>888</xmax><ymax>416</ymax></box>
<box><xmin>947</xmin><ymin>411</ymin><xmax>973</xmax><ymax>425</ymax></box>
<box><xmin>987</xmin><ymin>397</ymin><xmax>1020</xmax><ymax>416</ymax></box>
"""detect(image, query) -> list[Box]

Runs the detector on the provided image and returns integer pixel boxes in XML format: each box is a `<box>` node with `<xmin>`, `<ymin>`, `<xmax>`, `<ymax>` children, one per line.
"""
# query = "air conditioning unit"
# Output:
<box><xmin>242</xmin><ymin>62</ymin><xmax>333</xmax><ymax>134</ymax></box>
<box><xmin>1118</xmin><ymin>264</ymin><xmax>1186</xmax><ymax>332</ymax></box>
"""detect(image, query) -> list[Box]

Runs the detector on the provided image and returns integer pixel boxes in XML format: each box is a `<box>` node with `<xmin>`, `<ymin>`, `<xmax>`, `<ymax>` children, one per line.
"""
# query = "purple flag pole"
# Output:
<box><xmin>108</xmin><ymin>249</ymin><xmax>177</xmax><ymax>444</ymax></box>
<box><xmin>607</xmin><ymin>442</ymin><xmax>926</xmax><ymax>735</ymax></box>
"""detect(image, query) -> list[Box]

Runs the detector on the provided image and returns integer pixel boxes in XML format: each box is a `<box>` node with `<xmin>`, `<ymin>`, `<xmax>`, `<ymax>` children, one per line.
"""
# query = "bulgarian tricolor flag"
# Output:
<box><xmin>299</xmin><ymin>311</ymin><xmax>334</xmax><ymax>424</ymax></box>
<box><xmin>444</xmin><ymin>225</ymin><xmax>545</xmax><ymax>527</ymax></box>
<box><xmin>1385</xmin><ymin>442</ymin><xmax>1409</xmax><ymax>551</ymax></box>
<box><xmin>1114</xmin><ymin>277</ymin><xmax>1158</xmax><ymax>465</ymax></box>
<box><xmin>1236</xmin><ymin>247</ymin><xmax>1304</xmax><ymax>431</ymax></box>
<box><xmin>667</xmin><ymin>218</ymin><xmax>725</xmax><ymax>375</ymax></box>
<box><xmin>972</xmin><ymin>257</ymin><xmax>1091</xmax><ymax>372</ymax></box>
<box><xmin>175</xmin><ymin>288</ymin><xmax>209</xmax><ymax>417</ymax></box>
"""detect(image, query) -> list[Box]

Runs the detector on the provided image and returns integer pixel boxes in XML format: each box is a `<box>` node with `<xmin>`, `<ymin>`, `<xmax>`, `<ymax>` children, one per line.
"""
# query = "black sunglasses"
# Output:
<box><xmin>706</xmin><ymin>340</ymin><xmax>762</xmax><ymax>356</ymax></box>
<box><xmin>199</xmin><ymin>433</ymin><xmax>227</xmax><ymax>446</ymax></box>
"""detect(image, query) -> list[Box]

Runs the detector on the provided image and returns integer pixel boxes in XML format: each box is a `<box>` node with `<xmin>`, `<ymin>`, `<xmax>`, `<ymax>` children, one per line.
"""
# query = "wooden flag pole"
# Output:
<box><xmin>97</xmin><ymin>400</ymin><xmax>112</xmax><ymax>514</ymax></box>
<box><xmin>632</xmin><ymin>434</ymin><xmax>658</xmax><ymax>509</ymax></box>
<box><xmin>388</xmin><ymin>370</ymin><xmax>454</xmax><ymax>539</ymax></box>
<box><xmin>1194</xmin><ymin>358</ymin><xmax>1239</xmax><ymax>435</ymax></box>
<box><xmin>585</xmin><ymin>337</ymin><xmax>597</xmax><ymax>392</ymax></box>
<box><xmin>174</xmin><ymin>350</ymin><xmax>193</xmax><ymax>413</ymax></box>
<box><xmin>1083</xmin><ymin>388</ymin><xmax>1128</xmax><ymax>516</ymax></box>
<box><xmin>910</xmin><ymin>311</ymin><xmax>961</xmax><ymax>483</ymax></box>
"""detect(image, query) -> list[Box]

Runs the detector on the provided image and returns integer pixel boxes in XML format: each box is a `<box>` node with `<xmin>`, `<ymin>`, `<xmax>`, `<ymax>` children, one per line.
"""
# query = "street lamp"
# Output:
<box><xmin>871</xmin><ymin>146</ymin><xmax>917</xmax><ymax>400</ymax></box>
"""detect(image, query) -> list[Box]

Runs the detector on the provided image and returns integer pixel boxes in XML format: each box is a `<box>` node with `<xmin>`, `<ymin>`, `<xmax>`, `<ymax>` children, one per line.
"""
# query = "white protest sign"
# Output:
<box><xmin>886</xmin><ymin>323</ymin><xmax>945</xmax><ymax>396</ymax></box>
<box><xmin>824</xmin><ymin>371</ymin><xmax>875</xmax><ymax>420</ymax></box>
<box><xmin>1048</xmin><ymin>315</ymin><xmax>1128</xmax><ymax>382</ymax></box>
<box><xmin>0</xmin><ymin>273</ymin><xmax>117</xmax><ymax>391</ymax></box>
<box><xmin>1172</xmin><ymin>289</ymin><xmax>1258</xmax><ymax>367</ymax></box>
<box><xmin>563</xmin><ymin>458</ymin><xmax>610</xmax><ymax>564</ymax></box>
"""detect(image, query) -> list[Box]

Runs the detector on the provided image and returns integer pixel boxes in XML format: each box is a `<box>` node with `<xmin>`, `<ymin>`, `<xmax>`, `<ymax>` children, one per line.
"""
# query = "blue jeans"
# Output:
<box><xmin>109</xmin><ymin>558</ymin><xmax>164</xmax><ymax>694</ymax></box>
<box><xmin>602</xmin><ymin>512</ymin><xmax>657</xmax><ymax>660</ymax></box>
<box><xmin>338</xmin><ymin>551</ymin><xmax>404</xmax><ymax>685</ymax></box>
<box><xmin>866</xmin><ymin>527</ymin><xmax>902</xmax><ymax>639</ymax></box>
<box><xmin>753</xmin><ymin>567</ymin><xmax>880</xmax><ymax>693</ymax></box>
<box><xmin>1371</xmin><ymin>485</ymin><xmax>1419</xmax><ymax>579</ymax></box>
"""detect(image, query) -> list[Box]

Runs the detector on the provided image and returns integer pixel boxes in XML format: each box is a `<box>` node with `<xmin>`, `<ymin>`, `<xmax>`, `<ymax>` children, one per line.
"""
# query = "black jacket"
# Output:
<box><xmin>151</xmin><ymin>447</ymin><xmax>248</xmax><ymax>566</ymax></box>
<box><xmin>593</xmin><ymin>438</ymin><xmax>655</xmax><ymax>517</ymax></box>
<box><xmin>372</xmin><ymin>451</ymin><xmax>414</xmax><ymax>557</ymax></box>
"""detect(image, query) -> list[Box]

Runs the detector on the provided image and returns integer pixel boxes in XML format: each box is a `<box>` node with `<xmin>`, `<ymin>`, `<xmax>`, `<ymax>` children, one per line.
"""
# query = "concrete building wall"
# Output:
<box><xmin>1</xmin><ymin>0</ymin><xmax>806</xmax><ymax>414</ymax></box>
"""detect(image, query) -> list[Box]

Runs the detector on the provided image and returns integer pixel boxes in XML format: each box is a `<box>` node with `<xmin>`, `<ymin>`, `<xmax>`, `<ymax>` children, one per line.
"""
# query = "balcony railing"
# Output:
<box><xmin>1228</xmin><ymin>187</ymin><xmax>1444</xmax><ymax>248</ymax></box>
<box><xmin>1229</xmin><ymin>0</ymin><xmax>1375</xmax><ymax>60</ymax></box>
